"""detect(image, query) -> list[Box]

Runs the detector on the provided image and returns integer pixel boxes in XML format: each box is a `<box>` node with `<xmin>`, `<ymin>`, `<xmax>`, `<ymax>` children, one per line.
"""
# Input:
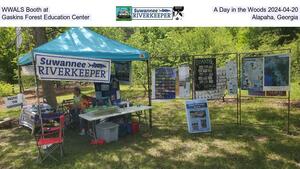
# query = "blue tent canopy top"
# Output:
<box><xmin>18</xmin><ymin>27</ymin><xmax>149</xmax><ymax>66</ymax></box>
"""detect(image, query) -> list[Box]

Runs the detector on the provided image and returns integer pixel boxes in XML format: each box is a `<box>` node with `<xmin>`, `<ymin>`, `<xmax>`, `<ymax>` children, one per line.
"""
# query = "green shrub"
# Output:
<box><xmin>0</xmin><ymin>81</ymin><xmax>14</xmax><ymax>97</ymax></box>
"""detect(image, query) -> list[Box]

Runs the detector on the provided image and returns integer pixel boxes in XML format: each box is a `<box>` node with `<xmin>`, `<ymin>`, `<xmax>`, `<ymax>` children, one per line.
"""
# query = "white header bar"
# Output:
<box><xmin>0</xmin><ymin>0</ymin><xmax>300</xmax><ymax>26</ymax></box>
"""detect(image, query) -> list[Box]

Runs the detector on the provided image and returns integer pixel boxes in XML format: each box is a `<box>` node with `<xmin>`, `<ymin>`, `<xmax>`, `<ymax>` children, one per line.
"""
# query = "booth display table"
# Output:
<box><xmin>79</xmin><ymin>105</ymin><xmax>152</xmax><ymax>139</ymax></box>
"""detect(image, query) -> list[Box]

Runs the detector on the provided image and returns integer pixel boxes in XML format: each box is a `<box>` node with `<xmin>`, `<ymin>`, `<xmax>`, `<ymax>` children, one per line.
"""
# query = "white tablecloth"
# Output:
<box><xmin>79</xmin><ymin>105</ymin><xmax>152</xmax><ymax>122</ymax></box>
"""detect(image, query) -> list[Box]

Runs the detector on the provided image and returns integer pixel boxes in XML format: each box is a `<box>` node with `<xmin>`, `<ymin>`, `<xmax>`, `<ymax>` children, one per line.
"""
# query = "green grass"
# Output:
<box><xmin>0</xmin><ymin>86</ymin><xmax>300</xmax><ymax>169</ymax></box>
<box><xmin>291</xmin><ymin>80</ymin><xmax>300</xmax><ymax>100</ymax></box>
<box><xmin>0</xmin><ymin>108</ymin><xmax>20</xmax><ymax>120</ymax></box>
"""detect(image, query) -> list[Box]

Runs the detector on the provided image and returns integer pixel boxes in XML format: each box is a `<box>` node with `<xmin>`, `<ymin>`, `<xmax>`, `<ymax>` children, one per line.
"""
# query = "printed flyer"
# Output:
<box><xmin>226</xmin><ymin>61</ymin><xmax>238</xmax><ymax>95</ymax></box>
<box><xmin>178</xmin><ymin>65</ymin><xmax>190</xmax><ymax>98</ymax></box>
<box><xmin>242</xmin><ymin>57</ymin><xmax>264</xmax><ymax>91</ymax></box>
<box><xmin>195</xmin><ymin>67</ymin><xmax>226</xmax><ymax>100</ymax></box>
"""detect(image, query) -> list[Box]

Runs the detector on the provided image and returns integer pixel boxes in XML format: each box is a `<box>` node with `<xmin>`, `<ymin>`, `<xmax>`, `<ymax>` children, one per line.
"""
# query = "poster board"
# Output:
<box><xmin>248</xmin><ymin>90</ymin><xmax>265</xmax><ymax>96</ymax></box>
<box><xmin>226</xmin><ymin>61</ymin><xmax>238</xmax><ymax>95</ymax></box>
<box><xmin>94</xmin><ymin>76</ymin><xmax>121</xmax><ymax>105</ymax></box>
<box><xmin>154</xmin><ymin>67</ymin><xmax>176</xmax><ymax>99</ymax></box>
<box><xmin>195</xmin><ymin>68</ymin><xmax>226</xmax><ymax>100</ymax></box>
<box><xmin>35</xmin><ymin>53</ymin><xmax>111</xmax><ymax>83</ymax></box>
<box><xmin>21</xmin><ymin>65</ymin><xmax>35</xmax><ymax>76</ymax></box>
<box><xmin>151</xmin><ymin>69</ymin><xmax>156</xmax><ymax>99</ymax></box>
<box><xmin>185</xmin><ymin>99</ymin><xmax>211</xmax><ymax>133</ymax></box>
<box><xmin>263</xmin><ymin>54</ymin><xmax>290</xmax><ymax>91</ymax></box>
<box><xmin>178</xmin><ymin>65</ymin><xmax>190</xmax><ymax>98</ymax></box>
<box><xmin>266</xmin><ymin>91</ymin><xmax>287</xmax><ymax>96</ymax></box>
<box><xmin>114</xmin><ymin>61</ymin><xmax>132</xmax><ymax>84</ymax></box>
<box><xmin>242</xmin><ymin>57</ymin><xmax>264</xmax><ymax>91</ymax></box>
<box><xmin>194</xmin><ymin>58</ymin><xmax>217</xmax><ymax>91</ymax></box>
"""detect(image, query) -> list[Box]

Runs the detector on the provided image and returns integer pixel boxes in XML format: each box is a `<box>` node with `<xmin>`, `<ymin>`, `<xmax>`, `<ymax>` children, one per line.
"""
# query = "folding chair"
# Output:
<box><xmin>35</xmin><ymin>115</ymin><xmax>65</xmax><ymax>163</ymax></box>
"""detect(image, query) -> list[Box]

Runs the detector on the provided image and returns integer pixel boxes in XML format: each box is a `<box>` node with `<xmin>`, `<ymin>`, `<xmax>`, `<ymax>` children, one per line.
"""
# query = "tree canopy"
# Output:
<box><xmin>0</xmin><ymin>27</ymin><xmax>299</xmax><ymax>85</ymax></box>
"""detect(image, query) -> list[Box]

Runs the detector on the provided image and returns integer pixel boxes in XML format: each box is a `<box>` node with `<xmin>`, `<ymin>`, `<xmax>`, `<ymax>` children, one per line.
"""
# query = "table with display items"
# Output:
<box><xmin>79</xmin><ymin>105</ymin><xmax>152</xmax><ymax>139</ymax></box>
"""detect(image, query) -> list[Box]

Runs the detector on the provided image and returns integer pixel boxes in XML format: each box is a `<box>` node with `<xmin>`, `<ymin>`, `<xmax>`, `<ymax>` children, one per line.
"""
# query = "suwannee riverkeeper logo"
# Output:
<box><xmin>116</xmin><ymin>6</ymin><xmax>184</xmax><ymax>21</ymax></box>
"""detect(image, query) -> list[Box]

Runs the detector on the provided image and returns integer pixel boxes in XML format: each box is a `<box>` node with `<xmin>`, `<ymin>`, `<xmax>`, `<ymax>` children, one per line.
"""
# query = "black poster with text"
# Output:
<box><xmin>194</xmin><ymin>58</ymin><xmax>217</xmax><ymax>91</ymax></box>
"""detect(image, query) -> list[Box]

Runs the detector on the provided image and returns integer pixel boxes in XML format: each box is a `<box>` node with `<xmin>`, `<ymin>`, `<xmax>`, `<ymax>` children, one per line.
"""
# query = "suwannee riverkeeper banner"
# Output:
<box><xmin>35</xmin><ymin>53</ymin><xmax>111</xmax><ymax>83</ymax></box>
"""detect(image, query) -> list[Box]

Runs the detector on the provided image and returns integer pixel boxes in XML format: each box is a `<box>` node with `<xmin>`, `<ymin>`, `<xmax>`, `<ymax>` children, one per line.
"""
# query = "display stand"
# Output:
<box><xmin>238</xmin><ymin>49</ymin><xmax>291</xmax><ymax>134</ymax></box>
<box><xmin>191</xmin><ymin>53</ymin><xmax>239</xmax><ymax>125</ymax></box>
<box><xmin>190</xmin><ymin>49</ymin><xmax>292</xmax><ymax>134</ymax></box>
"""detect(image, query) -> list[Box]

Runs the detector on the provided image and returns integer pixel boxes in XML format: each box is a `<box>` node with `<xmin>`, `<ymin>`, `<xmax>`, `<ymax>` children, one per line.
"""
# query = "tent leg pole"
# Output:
<box><xmin>146</xmin><ymin>60</ymin><xmax>152</xmax><ymax>129</ymax></box>
<box><xmin>33</xmin><ymin>55</ymin><xmax>44</xmax><ymax>135</ymax></box>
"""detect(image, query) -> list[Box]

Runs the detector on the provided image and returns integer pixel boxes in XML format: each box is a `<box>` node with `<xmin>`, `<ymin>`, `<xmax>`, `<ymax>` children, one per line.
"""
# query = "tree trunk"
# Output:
<box><xmin>32</xmin><ymin>27</ymin><xmax>57</xmax><ymax>108</ymax></box>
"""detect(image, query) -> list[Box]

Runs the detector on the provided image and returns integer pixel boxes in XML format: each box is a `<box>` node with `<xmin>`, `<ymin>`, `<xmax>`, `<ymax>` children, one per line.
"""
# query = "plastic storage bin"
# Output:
<box><xmin>96</xmin><ymin>122</ymin><xmax>119</xmax><ymax>143</ymax></box>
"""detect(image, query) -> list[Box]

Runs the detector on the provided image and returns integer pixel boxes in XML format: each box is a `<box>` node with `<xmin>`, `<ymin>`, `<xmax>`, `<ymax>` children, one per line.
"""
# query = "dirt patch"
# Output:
<box><xmin>254</xmin><ymin>136</ymin><xmax>269</xmax><ymax>143</ymax></box>
<box><xmin>289</xmin><ymin>101</ymin><xmax>300</xmax><ymax>108</ymax></box>
<box><xmin>282</xmin><ymin>101</ymin><xmax>300</xmax><ymax>108</ymax></box>
<box><xmin>0</xmin><ymin>118</ymin><xmax>19</xmax><ymax>129</ymax></box>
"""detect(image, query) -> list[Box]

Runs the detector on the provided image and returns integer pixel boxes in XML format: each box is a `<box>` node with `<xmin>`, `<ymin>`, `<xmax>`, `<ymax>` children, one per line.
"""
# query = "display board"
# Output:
<box><xmin>154</xmin><ymin>67</ymin><xmax>176</xmax><ymax>99</ymax></box>
<box><xmin>94</xmin><ymin>75</ymin><xmax>121</xmax><ymax>105</ymax></box>
<box><xmin>185</xmin><ymin>99</ymin><xmax>211</xmax><ymax>133</ymax></box>
<box><xmin>242</xmin><ymin>57</ymin><xmax>264</xmax><ymax>91</ymax></box>
<box><xmin>195</xmin><ymin>68</ymin><xmax>226</xmax><ymax>100</ymax></box>
<box><xmin>151</xmin><ymin>69</ymin><xmax>156</xmax><ymax>99</ymax></box>
<box><xmin>226</xmin><ymin>61</ymin><xmax>238</xmax><ymax>95</ymax></box>
<box><xmin>194</xmin><ymin>58</ymin><xmax>217</xmax><ymax>91</ymax></box>
<box><xmin>178</xmin><ymin>65</ymin><xmax>190</xmax><ymax>98</ymax></box>
<box><xmin>114</xmin><ymin>61</ymin><xmax>132</xmax><ymax>84</ymax></box>
<box><xmin>263</xmin><ymin>54</ymin><xmax>290</xmax><ymax>91</ymax></box>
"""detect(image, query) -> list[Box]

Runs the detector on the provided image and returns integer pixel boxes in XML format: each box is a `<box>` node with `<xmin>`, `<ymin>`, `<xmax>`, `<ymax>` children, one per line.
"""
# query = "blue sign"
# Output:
<box><xmin>185</xmin><ymin>99</ymin><xmax>211</xmax><ymax>133</ymax></box>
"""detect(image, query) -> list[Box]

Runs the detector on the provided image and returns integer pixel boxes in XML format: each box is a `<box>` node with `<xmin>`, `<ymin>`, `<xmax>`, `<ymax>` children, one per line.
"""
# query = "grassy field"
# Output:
<box><xmin>0</xmin><ymin>85</ymin><xmax>300</xmax><ymax>169</ymax></box>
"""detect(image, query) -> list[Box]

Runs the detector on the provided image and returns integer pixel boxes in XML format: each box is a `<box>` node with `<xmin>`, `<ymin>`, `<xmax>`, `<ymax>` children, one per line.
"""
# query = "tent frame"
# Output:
<box><xmin>18</xmin><ymin>54</ymin><xmax>153</xmax><ymax>135</ymax></box>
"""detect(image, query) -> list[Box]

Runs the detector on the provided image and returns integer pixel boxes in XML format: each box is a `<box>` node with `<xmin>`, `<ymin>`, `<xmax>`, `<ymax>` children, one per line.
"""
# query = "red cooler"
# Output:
<box><xmin>131</xmin><ymin>122</ymin><xmax>139</xmax><ymax>134</ymax></box>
